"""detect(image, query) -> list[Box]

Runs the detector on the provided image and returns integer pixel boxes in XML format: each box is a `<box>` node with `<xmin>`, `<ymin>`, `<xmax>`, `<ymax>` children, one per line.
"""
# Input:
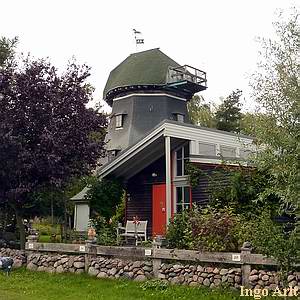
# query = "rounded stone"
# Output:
<box><xmin>288</xmin><ymin>275</ymin><xmax>295</xmax><ymax>282</ymax></box>
<box><xmin>235</xmin><ymin>275</ymin><xmax>241</xmax><ymax>283</ymax></box>
<box><xmin>198</xmin><ymin>276</ymin><xmax>204</xmax><ymax>284</ymax></box>
<box><xmin>203</xmin><ymin>278</ymin><xmax>210</xmax><ymax>286</ymax></box>
<box><xmin>134</xmin><ymin>275</ymin><xmax>146</xmax><ymax>282</ymax></box>
<box><xmin>13</xmin><ymin>259</ymin><xmax>23</xmax><ymax>269</ymax></box>
<box><xmin>189</xmin><ymin>281</ymin><xmax>198</xmax><ymax>287</ymax></box>
<box><xmin>88</xmin><ymin>267</ymin><xmax>99</xmax><ymax>276</ymax></box>
<box><xmin>250</xmin><ymin>269</ymin><xmax>258</xmax><ymax>275</ymax></box>
<box><xmin>97</xmin><ymin>272</ymin><xmax>108</xmax><ymax>278</ymax></box>
<box><xmin>56</xmin><ymin>265</ymin><xmax>64</xmax><ymax>273</ymax></box>
<box><xmin>220</xmin><ymin>269</ymin><xmax>228</xmax><ymax>275</ymax></box>
<box><xmin>249</xmin><ymin>275</ymin><xmax>259</xmax><ymax>282</ymax></box>
<box><xmin>222</xmin><ymin>275</ymin><xmax>228</xmax><ymax>282</ymax></box>
<box><xmin>262</xmin><ymin>275</ymin><xmax>269</xmax><ymax>281</ymax></box>
<box><xmin>289</xmin><ymin>280</ymin><xmax>297</xmax><ymax>287</ymax></box>
<box><xmin>74</xmin><ymin>261</ymin><xmax>85</xmax><ymax>269</ymax></box>
<box><xmin>27</xmin><ymin>262</ymin><xmax>37</xmax><ymax>271</ymax></box>
<box><xmin>75</xmin><ymin>269</ymin><xmax>84</xmax><ymax>274</ymax></box>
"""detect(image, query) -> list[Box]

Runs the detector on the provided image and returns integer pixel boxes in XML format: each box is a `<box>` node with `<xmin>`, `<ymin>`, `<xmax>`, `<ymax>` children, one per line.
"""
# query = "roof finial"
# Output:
<box><xmin>133</xmin><ymin>29</ymin><xmax>144</xmax><ymax>52</ymax></box>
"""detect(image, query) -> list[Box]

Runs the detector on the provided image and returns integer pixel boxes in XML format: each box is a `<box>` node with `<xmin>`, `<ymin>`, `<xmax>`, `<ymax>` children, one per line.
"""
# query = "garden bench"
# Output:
<box><xmin>0</xmin><ymin>257</ymin><xmax>13</xmax><ymax>276</ymax></box>
<box><xmin>118</xmin><ymin>220</ymin><xmax>147</xmax><ymax>244</ymax></box>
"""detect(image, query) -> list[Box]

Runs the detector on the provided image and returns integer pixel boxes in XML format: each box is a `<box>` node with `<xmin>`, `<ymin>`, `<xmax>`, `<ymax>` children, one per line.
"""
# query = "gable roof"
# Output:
<box><xmin>103</xmin><ymin>48</ymin><xmax>180</xmax><ymax>100</ymax></box>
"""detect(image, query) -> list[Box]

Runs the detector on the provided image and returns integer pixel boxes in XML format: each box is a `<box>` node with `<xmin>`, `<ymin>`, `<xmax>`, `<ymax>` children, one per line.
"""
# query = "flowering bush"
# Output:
<box><xmin>167</xmin><ymin>206</ymin><xmax>240</xmax><ymax>251</ymax></box>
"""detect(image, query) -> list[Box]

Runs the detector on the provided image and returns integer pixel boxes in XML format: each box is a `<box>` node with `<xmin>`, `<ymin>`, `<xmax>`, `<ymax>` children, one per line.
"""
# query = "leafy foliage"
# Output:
<box><xmin>185</xmin><ymin>162</ymin><xmax>208</xmax><ymax>188</ymax></box>
<box><xmin>208</xmin><ymin>168</ymin><xmax>280</xmax><ymax>217</ymax></box>
<box><xmin>166</xmin><ymin>209</ymin><xmax>192</xmax><ymax>249</ymax></box>
<box><xmin>189</xmin><ymin>206</ymin><xmax>239</xmax><ymax>252</ymax></box>
<box><xmin>167</xmin><ymin>206</ymin><xmax>240</xmax><ymax>251</ymax></box>
<box><xmin>87</xmin><ymin>178</ymin><xmax>124</xmax><ymax>220</ymax></box>
<box><xmin>91</xmin><ymin>215</ymin><xmax>117</xmax><ymax>246</ymax></box>
<box><xmin>0</xmin><ymin>36</ymin><xmax>18</xmax><ymax>66</ymax></box>
<box><xmin>250</xmin><ymin>8</ymin><xmax>300</xmax><ymax>210</ymax></box>
<box><xmin>187</xmin><ymin>95</ymin><xmax>216</xmax><ymax>127</ymax></box>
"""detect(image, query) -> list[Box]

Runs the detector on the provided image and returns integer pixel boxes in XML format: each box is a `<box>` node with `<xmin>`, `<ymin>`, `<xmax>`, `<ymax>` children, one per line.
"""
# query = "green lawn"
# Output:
<box><xmin>0</xmin><ymin>268</ymin><xmax>287</xmax><ymax>300</ymax></box>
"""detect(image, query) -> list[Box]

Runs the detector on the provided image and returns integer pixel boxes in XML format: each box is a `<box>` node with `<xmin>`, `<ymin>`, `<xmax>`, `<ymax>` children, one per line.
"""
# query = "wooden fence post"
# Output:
<box><xmin>241</xmin><ymin>242</ymin><xmax>252</xmax><ymax>287</ymax></box>
<box><xmin>85</xmin><ymin>239</ymin><xmax>97</xmax><ymax>272</ymax></box>
<box><xmin>152</xmin><ymin>239</ymin><xmax>162</xmax><ymax>278</ymax></box>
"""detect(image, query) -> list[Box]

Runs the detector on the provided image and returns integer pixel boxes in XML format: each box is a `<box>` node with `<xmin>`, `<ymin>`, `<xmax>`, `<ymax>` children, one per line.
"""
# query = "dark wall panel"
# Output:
<box><xmin>191</xmin><ymin>163</ymin><xmax>231</xmax><ymax>207</ymax></box>
<box><xmin>126</xmin><ymin>156</ymin><xmax>166</xmax><ymax>237</ymax></box>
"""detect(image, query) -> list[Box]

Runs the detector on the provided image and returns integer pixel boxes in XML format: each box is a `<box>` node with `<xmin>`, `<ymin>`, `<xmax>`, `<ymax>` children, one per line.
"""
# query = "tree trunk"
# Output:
<box><xmin>15</xmin><ymin>210</ymin><xmax>26</xmax><ymax>250</ymax></box>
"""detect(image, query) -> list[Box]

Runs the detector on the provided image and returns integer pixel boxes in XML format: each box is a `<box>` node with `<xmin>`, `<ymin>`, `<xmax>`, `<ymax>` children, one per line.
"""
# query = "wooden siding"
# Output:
<box><xmin>191</xmin><ymin>163</ymin><xmax>231</xmax><ymax>206</ymax></box>
<box><xmin>126</xmin><ymin>156</ymin><xmax>166</xmax><ymax>237</ymax></box>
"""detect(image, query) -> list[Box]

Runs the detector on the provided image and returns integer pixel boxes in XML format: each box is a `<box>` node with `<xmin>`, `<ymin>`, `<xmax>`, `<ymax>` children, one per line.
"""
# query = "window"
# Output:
<box><xmin>176</xmin><ymin>144</ymin><xmax>189</xmax><ymax>176</ymax></box>
<box><xmin>115</xmin><ymin>114</ymin><xmax>123</xmax><ymax>128</ymax></box>
<box><xmin>176</xmin><ymin>186</ymin><xmax>190</xmax><ymax>213</ymax></box>
<box><xmin>199</xmin><ymin>142</ymin><xmax>216</xmax><ymax>156</ymax></box>
<box><xmin>220</xmin><ymin>145</ymin><xmax>236</xmax><ymax>158</ymax></box>
<box><xmin>240</xmin><ymin>149</ymin><xmax>251</xmax><ymax>159</ymax></box>
<box><xmin>176</xmin><ymin>114</ymin><xmax>184</xmax><ymax>123</ymax></box>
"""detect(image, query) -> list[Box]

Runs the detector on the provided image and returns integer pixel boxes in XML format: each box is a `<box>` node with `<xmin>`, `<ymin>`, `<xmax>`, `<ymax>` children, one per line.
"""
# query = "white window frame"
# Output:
<box><xmin>174</xmin><ymin>186</ymin><xmax>191</xmax><ymax>213</ymax></box>
<box><xmin>175</xmin><ymin>144</ymin><xmax>189</xmax><ymax>177</ymax></box>
<box><xmin>198</xmin><ymin>142</ymin><xmax>217</xmax><ymax>156</ymax></box>
<box><xmin>115</xmin><ymin>114</ymin><xmax>123</xmax><ymax>129</ymax></box>
<box><xmin>220</xmin><ymin>145</ymin><xmax>237</xmax><ymax>158</ymax></box>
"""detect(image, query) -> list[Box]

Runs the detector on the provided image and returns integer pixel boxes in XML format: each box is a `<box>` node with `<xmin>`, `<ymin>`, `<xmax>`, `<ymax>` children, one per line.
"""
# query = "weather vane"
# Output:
<box><xmin>133</xmin><ymin>29</ymin><xmax>144</xmax><ymax>51</ymax></box>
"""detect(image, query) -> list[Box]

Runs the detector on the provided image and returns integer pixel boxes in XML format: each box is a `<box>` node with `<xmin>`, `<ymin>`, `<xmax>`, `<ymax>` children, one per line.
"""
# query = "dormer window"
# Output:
<box><xmin>172</xmin><ymin>112</ymin><xmax>185</xmax><ymax>123</ymax></box>
<box><xmin>115</xmin><ymin>114</ymin><xmax>123</xmax><ymax>129</ymax></box>
<box><xmin>176</xmin><ymin>114</ymin><xmax>184</xmax><ymax>123</ymax></box>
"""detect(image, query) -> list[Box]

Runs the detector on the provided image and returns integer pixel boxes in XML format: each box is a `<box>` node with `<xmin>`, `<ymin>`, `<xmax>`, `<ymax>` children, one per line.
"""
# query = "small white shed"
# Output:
<box><xmin>70</xmin><ymin>186</ymin><xmax>90</xmax><ymax>232</ymax></box>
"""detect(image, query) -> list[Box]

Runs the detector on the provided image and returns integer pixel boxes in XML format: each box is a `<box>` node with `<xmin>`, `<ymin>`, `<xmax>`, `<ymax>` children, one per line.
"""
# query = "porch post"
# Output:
<box><xmin>165</xmin><ymin>135</ymin><xmax>172</xmax><ymax>226</ymax></box>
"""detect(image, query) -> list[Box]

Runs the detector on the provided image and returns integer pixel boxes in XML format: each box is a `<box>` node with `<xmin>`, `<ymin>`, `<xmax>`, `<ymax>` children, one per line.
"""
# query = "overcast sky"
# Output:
<box><xmin>1</xmin><ymin>0</ymin><xmax>298</xmax><ymax>112</ymax></box>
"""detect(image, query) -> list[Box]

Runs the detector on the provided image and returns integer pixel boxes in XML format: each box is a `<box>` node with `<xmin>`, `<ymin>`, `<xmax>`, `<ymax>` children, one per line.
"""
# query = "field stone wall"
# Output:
<box><xmin>26</xmin><ymin>253</ymin><xmax>85</xmax><ymax>274</ymax></box>
<box><xmin>0</xmin><ymin>248</ymin><xmax>26</xmax><ymax>268</ymax></box>
<box><xmin>1</xmin><ymin>247</ymin><xmax>300</xmax><ymax>290</ymax></box>
<box><xmin>88</xmin><ymin>257</ymin><xmax>153</xmax><ymax>281</ymax></box>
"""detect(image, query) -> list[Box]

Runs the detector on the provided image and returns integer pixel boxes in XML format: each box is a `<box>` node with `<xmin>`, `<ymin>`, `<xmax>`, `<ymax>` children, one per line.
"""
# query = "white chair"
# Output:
<box><xmin>118</xmin><ymin>220</ymin><xmax>148</xmax><ymax>245</ymax></box>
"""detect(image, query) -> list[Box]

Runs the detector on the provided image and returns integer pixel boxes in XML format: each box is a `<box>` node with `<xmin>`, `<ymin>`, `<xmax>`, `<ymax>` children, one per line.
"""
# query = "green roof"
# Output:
<box><xmin>103</xmin><ymin>48</ymin><xmax>180</xmax><ymax>100</ymax></box>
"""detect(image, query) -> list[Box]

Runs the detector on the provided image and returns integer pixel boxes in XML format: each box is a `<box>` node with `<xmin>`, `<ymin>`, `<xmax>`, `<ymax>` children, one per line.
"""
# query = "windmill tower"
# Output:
<box><xmin>103</xmin><ymin>48</ymin><xmax>207</xmax><ymax>160</ymax></box>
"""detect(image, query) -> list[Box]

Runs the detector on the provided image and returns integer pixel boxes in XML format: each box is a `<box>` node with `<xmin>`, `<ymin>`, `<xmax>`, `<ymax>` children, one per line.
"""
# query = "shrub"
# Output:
<box><xmin>190</xmin><ymin>206</ymin><xmax>239</xmax><ymax>252</ymax></box>
<box><xmin>245</xmin><ymin>210</ymin><xmax>299</xmax><ymax>275</ymax></box>
<box><xmin>166</xmin><ymin>209</ymin><xmax>192</xmax><ymax>249</ymax></box>
<box><xmin>91</xmin><ymin>215</ymin><xmax>117</xmax><ymax>246</ymax></box>
<box><xmin>167</xmin><ymin>206</ymin><xmax>240</xmax><ymax>251</ymax></box>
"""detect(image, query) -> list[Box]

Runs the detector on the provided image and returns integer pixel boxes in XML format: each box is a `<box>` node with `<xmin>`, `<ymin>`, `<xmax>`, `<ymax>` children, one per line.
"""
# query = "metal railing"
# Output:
<box><xmin>167</xmin><ymin>65</ymin><xmax>207</xmax><ymax>86</ymax></box>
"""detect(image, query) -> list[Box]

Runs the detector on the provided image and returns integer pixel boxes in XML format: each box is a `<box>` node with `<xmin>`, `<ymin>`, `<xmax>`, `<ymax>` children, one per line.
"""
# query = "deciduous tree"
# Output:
<box><xmin>250</xmin><ymin>8</ymin><xmax>299</xmax><ymax>210</ymax></box>
<box><xmin>0</xmin><ymin>56</ymin><xmax>107</xmax><ymax>248</ymax></box>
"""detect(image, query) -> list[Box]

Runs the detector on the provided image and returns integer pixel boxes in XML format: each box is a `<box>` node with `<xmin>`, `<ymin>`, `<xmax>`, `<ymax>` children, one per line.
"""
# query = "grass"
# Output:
<box><xmin>0</xmin><ymin>268</ymin><xmax>290</xmax><ymax>300</ymax></box>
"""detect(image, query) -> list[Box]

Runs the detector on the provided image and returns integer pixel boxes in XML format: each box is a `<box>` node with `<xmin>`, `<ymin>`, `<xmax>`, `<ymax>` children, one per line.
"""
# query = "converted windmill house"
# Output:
<box><xmin>72</xmin><ymin>48</ymin><xmax>254</xmax><ymax>236</ymax></box>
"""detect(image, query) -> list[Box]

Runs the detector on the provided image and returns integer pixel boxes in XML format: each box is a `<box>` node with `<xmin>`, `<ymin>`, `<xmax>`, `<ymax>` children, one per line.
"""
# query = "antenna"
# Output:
<box><xmin>133</xmin><ymin>29</ymin><xmax>144</xmax><ymax>51</ymax></box>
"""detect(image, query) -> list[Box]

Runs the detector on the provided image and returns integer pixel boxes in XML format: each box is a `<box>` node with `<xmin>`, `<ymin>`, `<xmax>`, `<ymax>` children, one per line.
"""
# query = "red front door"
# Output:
<box><xmin>152</xmin><ymin>184</ymin><xmax>166</xmax><ymax>236</ymax></box>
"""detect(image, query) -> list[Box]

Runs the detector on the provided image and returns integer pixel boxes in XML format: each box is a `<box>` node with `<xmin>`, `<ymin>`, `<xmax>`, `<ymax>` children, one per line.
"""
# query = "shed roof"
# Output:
<box><xmin>103</xmin><ymin>48</ymin><xmax>180</xmax><ymax>100</ymax></box>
